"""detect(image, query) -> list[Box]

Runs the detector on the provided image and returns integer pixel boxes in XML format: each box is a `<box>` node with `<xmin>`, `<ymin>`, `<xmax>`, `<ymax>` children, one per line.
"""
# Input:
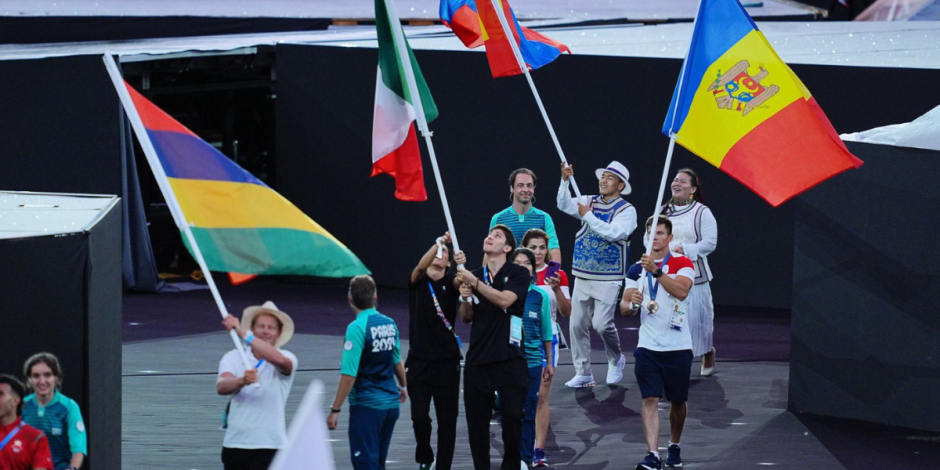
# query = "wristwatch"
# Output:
<box><xmin>652</xmin><ymin>268</ymin><xmax>664</xmax><ymax>278</ymax></box>
<box><xmin>330</xmin><ymin>407</ymin><xmax>341</xmax><ymax>413</ymax></box>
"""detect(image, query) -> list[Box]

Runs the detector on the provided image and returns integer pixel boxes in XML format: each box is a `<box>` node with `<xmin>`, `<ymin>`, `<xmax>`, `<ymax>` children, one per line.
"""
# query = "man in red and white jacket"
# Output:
<box><xmin>621</xmin><ymin>216</ymin><xmax>695</xmax><ymax>470</ymax></box>
<box><xmin>0</xmin><ymin>375</ymin><xmax>53</xmax><ymax>470</ymax></box>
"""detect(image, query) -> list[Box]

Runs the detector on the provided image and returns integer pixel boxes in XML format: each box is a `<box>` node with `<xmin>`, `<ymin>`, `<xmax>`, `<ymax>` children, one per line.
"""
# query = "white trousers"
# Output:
<box><xmin>569</xmin><ymin>278</ymin><xmax>623</xmax><ymax>376</ymax></box>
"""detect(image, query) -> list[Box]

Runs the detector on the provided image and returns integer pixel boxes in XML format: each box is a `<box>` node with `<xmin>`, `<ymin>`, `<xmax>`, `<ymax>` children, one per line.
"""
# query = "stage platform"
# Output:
<box><xmin>122</xmin><ymin>279</ymin><xmax>940</xmax><ymax>469</ymax></box>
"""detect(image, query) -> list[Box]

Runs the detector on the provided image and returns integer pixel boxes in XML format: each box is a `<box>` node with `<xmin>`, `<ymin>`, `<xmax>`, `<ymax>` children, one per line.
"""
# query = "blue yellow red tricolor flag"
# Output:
<box><xmin>663</xmin><ymin>0</ymin><xmax>863</xmax><ymax>207</ymax></box>
<box><xmin>440</xmin><ymin>0</ymin><xmax>569</xmax><ymax>78</ymax></box>
<box><xmin>123</xmin><ymin>82</ymin><xmax>370</xmax><ymax>278</ymax></box>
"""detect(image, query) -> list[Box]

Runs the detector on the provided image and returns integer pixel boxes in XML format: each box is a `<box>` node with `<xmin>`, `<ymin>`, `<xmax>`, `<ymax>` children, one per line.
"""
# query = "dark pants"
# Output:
<box><xmin>464</xmin><ymin>357</ymin><xmax>529</xmax><ymax>470</ymax></box>
<box><xmin>349</xmin><ymin>405</ymin><xmax>400</xmax><ymax>470</ymax></box>
<box><xmin>520</xmin><ymin>365</ymin><xmax>542</xmax><ymax>463</ymax></box>
<box><xmin>221</xmin><ymin>447</ymin><xmax>277</xmax><ymax>470</ymax></box>
<box><xmin>407</xmin><ymin>357</ymin><xmax>461</xmax><ymax>470</ymax></box>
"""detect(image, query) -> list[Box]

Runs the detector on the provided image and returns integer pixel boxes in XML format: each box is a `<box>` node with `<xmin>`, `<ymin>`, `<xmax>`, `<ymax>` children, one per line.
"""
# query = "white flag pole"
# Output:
<box><xmin>102</xmin><ymin>54</ymin><xmax>256</xmax><ymax>373</ymax></box>
<box><xmin>384</xmin><ymin>0</ymin><xmax>465</xmax><ymax>269</ymax></box>
<box><xmin>487</xmin><ymin>0</ymin><xmax>581</xmax><ymax>198</ymax></box>
<box><xmin>644</xmin><ymin>0</ymin><xmax>702</xmax><ymax>255</ymax></box>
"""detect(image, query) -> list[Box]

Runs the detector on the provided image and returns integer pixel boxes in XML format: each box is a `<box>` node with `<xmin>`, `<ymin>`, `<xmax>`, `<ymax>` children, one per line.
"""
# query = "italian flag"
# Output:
<box><xmin>372</xmin><ymin>0</ymin><xmax>439</xmax><ymax>201</ymax></box>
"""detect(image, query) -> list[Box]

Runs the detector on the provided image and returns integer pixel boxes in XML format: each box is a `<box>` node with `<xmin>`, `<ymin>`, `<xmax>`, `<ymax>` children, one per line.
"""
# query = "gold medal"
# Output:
<box><xmin>647</xmin><ymin>301</ymin><xmax>659</xmax><ymax>314</ymax></box>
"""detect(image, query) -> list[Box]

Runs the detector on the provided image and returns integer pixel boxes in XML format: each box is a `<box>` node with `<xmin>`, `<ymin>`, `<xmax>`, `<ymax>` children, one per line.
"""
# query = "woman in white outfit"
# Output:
<box><xmin>662</xmin><ymin>168</ymin><xmax>718</xmax><ymax>375</ymax></box>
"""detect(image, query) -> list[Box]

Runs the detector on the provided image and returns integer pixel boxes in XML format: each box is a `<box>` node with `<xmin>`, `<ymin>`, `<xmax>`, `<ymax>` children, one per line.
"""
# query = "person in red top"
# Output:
<box><xmin>0</xmin><ymin>374</ymin><xmax>53</xmax><ymax>470</ymax></box>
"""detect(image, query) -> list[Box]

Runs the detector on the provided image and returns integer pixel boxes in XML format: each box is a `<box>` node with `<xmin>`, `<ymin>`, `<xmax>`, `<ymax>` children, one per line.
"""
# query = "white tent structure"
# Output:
<box><xmin>841</xmin><ymin>104</ymin><xmax>940</xmax><ymax>151</ymax></box>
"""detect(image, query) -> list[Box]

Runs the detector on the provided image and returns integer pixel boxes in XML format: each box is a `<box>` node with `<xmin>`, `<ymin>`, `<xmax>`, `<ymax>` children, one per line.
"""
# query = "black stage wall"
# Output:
<box><xmin>0</xmin><ymin>55</ymin><xmax>123</xmax><ymax>196</ymax></box>
<box><xmin>790</xmin><ymin>141</ymin><xmax>940</xmax><ymax>433</ymax></box>
<box><xmin>275</xmin><ymin>44</ymin><xmax>940</xmax><ymax>309</ymax></box>
<box><xmin>0</xmin><ymin>200</ymin><xmax>123</xmax><ymax>469</ymax></box>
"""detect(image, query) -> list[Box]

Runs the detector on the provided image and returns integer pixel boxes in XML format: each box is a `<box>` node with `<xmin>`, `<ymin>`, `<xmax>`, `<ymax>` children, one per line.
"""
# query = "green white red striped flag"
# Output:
<box><xmin>371</xmin><ymin>0</ymin><xmax>439</xmax><ymax>201</ymax></box>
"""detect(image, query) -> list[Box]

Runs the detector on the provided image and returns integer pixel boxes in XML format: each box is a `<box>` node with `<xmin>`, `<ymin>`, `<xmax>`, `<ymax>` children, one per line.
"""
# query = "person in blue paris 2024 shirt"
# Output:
<box><xmin>22</xmin><ymin>353</ymin><xmax>86</xmax><ymax>470</ymax></box>
<box><xmin>328</xmin><ymin>275</ymin><xmax>408</xmax><ymax>470</ymax></box>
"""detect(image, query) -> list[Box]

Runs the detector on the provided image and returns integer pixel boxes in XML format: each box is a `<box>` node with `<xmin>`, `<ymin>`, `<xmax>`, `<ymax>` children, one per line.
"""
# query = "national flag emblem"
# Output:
<box><xmin>663</xmin><ymin>0</ymin><xmax>862</xmax><ymax>207</ymax></box>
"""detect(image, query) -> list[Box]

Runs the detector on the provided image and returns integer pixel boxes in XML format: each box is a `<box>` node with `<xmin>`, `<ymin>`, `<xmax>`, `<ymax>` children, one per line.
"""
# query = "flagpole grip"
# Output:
<box><xmin>102</xmin><ymin>54</ymin><xmax>257</xmax><ymax>377</ymax></box>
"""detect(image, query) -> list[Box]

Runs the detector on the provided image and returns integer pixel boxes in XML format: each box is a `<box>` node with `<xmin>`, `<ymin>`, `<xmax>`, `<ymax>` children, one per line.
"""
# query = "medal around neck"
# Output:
<box><xmin>647</xmin><ymin>300</ymin><xmax>659</xmax><ymax>314</ymax></box>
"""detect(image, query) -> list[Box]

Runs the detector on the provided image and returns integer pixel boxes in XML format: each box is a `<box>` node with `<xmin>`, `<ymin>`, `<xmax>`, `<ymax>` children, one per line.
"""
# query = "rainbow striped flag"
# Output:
<box><xmin>663</xmin><ymin>0</ymin><xmax>863</xmax><ymax>207</ymax></box>
<box><xmin>124</xmin><ymin>82</ymin><xmax>369</xmax><ymax>278</ymax></box>
<box><xmin>441</xmin><ymin>0</ymin><xmax>570</xmax><ymax>78</ymax></box>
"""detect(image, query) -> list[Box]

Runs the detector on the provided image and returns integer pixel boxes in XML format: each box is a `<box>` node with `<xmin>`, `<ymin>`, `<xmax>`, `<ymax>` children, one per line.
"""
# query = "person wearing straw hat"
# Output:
<box><xmin>217</xmin><ymin>301</ymin><xmax>297</xmax><ymax>470</ymax></box>
<box><xmin>557</xmin><ymin>161</ymin><xmax>637</xmax><ymax>388</ymax></box>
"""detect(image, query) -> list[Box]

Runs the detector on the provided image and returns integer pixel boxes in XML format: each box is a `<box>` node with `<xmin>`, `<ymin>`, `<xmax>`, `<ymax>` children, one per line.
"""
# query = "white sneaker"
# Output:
<box><xmin>606</xmin><ymin>354</ymin><xmax>626</xmax><ymax>384</ymax></box>
<box><xmin>520</xmin><ymin>460</ymin><xmax>529</xmax><ymax>470</ymax></box>
<box><xmin>564</xmin><ymin>374</ymin><xmax>596</xmax><ymax>388</ymax></box>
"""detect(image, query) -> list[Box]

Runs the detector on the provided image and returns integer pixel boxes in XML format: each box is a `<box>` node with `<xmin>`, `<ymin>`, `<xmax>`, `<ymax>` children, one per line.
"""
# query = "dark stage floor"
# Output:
<box><xmin>121</xmin><ymin>279</ymin><xmax>940</xmax><ymax>469</ymax></box>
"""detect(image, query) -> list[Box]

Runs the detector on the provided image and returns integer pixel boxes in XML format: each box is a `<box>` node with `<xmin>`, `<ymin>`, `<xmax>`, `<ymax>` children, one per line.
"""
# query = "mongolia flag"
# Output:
<box><xmin>124</xmin><ymin>82</ymin><xmax>370</xmax><ymax>278</ymax></box>
<box><xmin>663</xmin><ymin>0</ymin><xmax>863</xmax><ymax>207</ymax></box>
<box><xmin>372</xmin><ymin>0</ymin><xmax>438</xmax><ymax>201</ymax></box>
<box><xmin>440</xmin><ymin>0</ymin><xmax>570</xmax><ymax>78</ymax></box>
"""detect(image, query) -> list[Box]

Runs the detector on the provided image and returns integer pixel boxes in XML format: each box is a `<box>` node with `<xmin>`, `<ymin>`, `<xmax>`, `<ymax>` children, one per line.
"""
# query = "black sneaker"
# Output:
<box><xmin>636</xmin><ymin>452</ymin><xmax>662</xmax><ymax>470</ymax></box>
<box><xmin>665</xmin><ymin>444</ymin><xmax>682</xmax><ymax>468</ymax></box>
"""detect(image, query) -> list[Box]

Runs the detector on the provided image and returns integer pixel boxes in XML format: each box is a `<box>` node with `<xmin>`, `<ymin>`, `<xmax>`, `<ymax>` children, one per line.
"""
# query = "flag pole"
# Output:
<box><xmin>102</xmin><ymin>54</ymin><xmax>256</xmax><ymax>374</ymax></box>
<box><xmin>384</xmin><ymin>0</ymin><xmax>465</xmax><ymax>268</ymax></box>
<box><xmin>488</xmin><ymin>0</ymin><xmax>582</xmax><ymax>198</ymax></box>
<box><xmin>644</xmin><ymin>0</ymin><xmax>702</xmax><ymax>255</ymax></box>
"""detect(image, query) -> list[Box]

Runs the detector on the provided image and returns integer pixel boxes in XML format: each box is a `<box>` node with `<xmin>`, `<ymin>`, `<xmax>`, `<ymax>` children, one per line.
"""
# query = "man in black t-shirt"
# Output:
<box><xmin>407</xmin><ymin>231</ymin><xmax>466</xmax><ymax>470</ymax></box>
<box><xmin>457</xmin><ymin>225</ymin><xmax>530</xmax><ymax>470</ymax></box>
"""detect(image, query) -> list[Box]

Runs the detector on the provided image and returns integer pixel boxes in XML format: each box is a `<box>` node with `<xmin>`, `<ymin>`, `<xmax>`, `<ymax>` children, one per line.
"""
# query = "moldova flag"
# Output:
<box><xmin>124</xmin><ymin>82</ymin><xmax>370</xmax><ymax>279</ymax></box>
<box><xmin>663</xmin><ymin>0</ymin><xmax>863</xmax><ymax>207</ymax></box>
<box><xmin>372</xmin><ymin>0</ymin><xmax>439</xmax><ymax>201</ymax></box>
<box><xmin>440</xmin><ymin>0</ymin><xmax>570</xmax><ymax>78</ymax></box>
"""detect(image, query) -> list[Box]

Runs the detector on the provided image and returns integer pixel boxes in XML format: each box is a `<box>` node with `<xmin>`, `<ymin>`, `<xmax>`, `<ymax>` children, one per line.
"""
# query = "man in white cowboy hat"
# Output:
<box><xmin>217</xmin><ymin>301</ymin><xmax>297</xmax><ymax>470</ymax></box>
<box><xmin>556</xmin><ymin>161</ymin><xmax>637</xmax><ymax>388</ymax></box>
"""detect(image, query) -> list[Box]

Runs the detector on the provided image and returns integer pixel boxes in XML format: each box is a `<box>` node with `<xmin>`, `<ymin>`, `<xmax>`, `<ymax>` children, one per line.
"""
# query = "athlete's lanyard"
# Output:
<box><xmin>482</xmin><ymin>265</ymin><xmax>494</xmax><ymax>286</ymax></box>
<box><xmin>427</xmin><ymin>281</ymin><xmax>455</xmax><ymax>332</ymax></box>
<box><xmin>0</xmin><ymin>422</ymin><xmax>24</xmax><ymax>453</ymax></box>
<box><xmin>646</xmin><ymin>252</ymin><xmax>672</xmax><ymax>303</ymax></box>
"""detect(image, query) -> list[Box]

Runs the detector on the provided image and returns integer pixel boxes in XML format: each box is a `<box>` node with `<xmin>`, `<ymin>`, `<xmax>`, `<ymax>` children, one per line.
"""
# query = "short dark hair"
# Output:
<box><xmin>508</xmin><ymin>168</ymin><xmax>537</xmax><ymax>188</ymax></box>
<box><xmin>0</xmin><ymin>374</ymin><xmax>26</xmax><ymax>416</ymax></box>
<box><xmin>349</xmin><ymin>275</ymin><xmax>377</xmax><ymax>310</ymax></box>
<box><xmin>24</xmin><ymin>352</ymin><xmax>63</xmax><ymax>391</ymax></box>
<box><xmin>521</xmin><ymin>228</ymin><xmax>552</xmax><ymax>262</ymax></box>
<box><xmin>490</xmin><ymin>224</ymin><xmax>517</xmax><ymax>260</ymax></box>
<box><xmin>645</xmin><ymin>215</ymin><xmax>673</xmax><ymax>235</ymax></box>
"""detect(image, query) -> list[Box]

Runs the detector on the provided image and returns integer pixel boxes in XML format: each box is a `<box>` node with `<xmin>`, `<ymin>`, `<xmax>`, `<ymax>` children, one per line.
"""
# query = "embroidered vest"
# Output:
<box><xmin>572</xmin><ymin>196</ymin><xmax>631</xmax><ymax>281</ymax></box>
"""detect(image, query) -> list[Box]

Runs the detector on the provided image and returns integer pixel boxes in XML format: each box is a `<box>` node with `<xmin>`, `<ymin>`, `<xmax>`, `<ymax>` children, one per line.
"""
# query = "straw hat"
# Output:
<box><xmin>595</xmin><ymin>161</ymin><xmax>632</xmax><ymax>195</ymax></box>
<box><xmin>242</xmin><ymin>301</ymin><xmax>294</xmax><ymax>348</ymax></box>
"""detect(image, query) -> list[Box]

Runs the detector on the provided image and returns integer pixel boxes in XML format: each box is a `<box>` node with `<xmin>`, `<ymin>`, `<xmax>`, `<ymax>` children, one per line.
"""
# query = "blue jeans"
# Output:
<box><xmin>349</xmin><ymin>405</ymin><xmax>400</xmax><ymax>470</ymax></box>
<box><xmin>520</xmin><ymin>365</ymin><xmax>542</xmax><ymax>463</ymax></box>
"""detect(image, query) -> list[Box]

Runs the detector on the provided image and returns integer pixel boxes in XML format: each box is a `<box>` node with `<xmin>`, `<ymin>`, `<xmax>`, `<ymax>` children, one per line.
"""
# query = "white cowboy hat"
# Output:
<box><xmin>595</xmin><ymin>161</ymin><xmax>632</xmax><ymax>195</ymax></box>
<box><xmin>242</xmin><ymin>301</ymin><xmax>295</xmax><ymax>348</ymax></box>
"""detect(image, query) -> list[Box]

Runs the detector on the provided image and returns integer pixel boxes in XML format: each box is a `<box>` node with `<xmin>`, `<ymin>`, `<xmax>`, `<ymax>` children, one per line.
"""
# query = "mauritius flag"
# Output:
<box><xmin>123</xmin><ymin>82</ymin><xmax>369</xmax><ymax>279</ymax></box>
<box><xmin>372</xmin><ymin>0</ymin><xmax>439</xmax><ymax>202</ymax></box>
<box><xmin>663</xmin><ymin>0</ymin><xmax>862</xmax><ymax>207</ymax></box>
<box><xmin>440</xmin><ymin>0</ymin><xmax>570</xmax><ymax>78</ymax></box>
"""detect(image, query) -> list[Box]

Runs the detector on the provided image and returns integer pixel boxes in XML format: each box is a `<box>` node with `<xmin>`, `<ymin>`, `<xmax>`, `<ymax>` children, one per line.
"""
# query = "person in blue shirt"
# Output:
<box><xmin>491</xmin><ymin>168</ymin><xmax>562</xmax><ymax>263</ymax></box>
<box><xmin>22</xmin><ymin>353</ymin><xmax>86</xmax><ymax>470</ymax></box>
<box><xmin>327</xmin><ymin>275</ymin><xmax>408</xmax><ymax>470</ymax></box>
<box><xmin>510</xmin><ymin>248</ymin><xmax>554</xmax><ymax>468</ymax></box>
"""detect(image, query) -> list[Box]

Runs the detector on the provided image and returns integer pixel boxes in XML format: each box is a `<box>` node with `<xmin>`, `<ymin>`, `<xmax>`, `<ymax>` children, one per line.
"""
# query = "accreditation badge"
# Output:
<box><xmin>668</xmin><ymin>299</ymin><xmax>687</xmax><ymax>331</ymax></box>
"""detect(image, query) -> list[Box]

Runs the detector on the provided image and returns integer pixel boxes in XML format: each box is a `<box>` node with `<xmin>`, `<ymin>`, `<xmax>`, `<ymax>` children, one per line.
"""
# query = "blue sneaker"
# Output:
<box><xmin>665</xmin><ymin>444</ymin><xmax>682</xmax><ymax>468</ymax></box>
<box><xmin>636</xmin><ymin>452</ymin><xmax>661</xmax><ymax>470</ymax></box>
<box><xmin>532</xmin><ymin>448</ymin><xmax>548</xmax><ymax>467</ymax></box>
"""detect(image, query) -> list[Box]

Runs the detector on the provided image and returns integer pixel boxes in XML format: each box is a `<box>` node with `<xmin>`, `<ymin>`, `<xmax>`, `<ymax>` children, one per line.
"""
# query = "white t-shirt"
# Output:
<box><xmin>628</xmin><ymin>253</ymin><xmax>695</xmax><ymax>352</ymax></box>
<box><xmin>218</xmin><ymin>347</ymin><xmax>297</xmax><ymax>449</ymax></box>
